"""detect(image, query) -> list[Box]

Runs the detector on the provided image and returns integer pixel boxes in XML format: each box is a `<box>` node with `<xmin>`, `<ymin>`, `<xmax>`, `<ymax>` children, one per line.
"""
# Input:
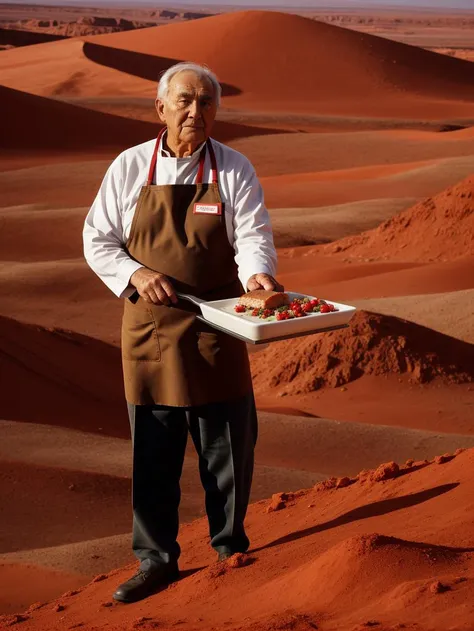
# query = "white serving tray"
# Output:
<box><xmin>177</xmin><ymin>292</ymin><xmax>356</xmax><ymax>344</ymax></box>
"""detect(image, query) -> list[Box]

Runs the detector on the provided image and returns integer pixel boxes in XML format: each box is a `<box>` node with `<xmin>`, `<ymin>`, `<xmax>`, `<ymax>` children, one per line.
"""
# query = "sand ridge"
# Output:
<box><xmin>83</xmin><ymin>11</ymin><xmax>474</xmax><ymax>115</ymax></box>
<box><xmin>2</xmin><ymin>11</ymin><xmax>474</xmax><ymax>120</ymax></box>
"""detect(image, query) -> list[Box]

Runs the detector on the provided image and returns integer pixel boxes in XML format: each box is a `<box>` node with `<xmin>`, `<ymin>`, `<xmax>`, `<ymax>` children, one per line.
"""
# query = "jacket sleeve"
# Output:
<box><xmin>83</xmin><ymin>154</ymin><xmax>143</xmax><ymax>298</ymax></box>
<box><xmin>232</xmin><ymin>160</ymin><xmax>277</xmax><ymax>291</ymax></box>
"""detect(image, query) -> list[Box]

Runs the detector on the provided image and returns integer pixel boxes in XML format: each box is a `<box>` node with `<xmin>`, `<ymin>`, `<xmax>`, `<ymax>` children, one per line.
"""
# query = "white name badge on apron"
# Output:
<box><xmin>193</xmin><ymin>203</ymin><xmax>222</xmax><ymax>216</ymax></box>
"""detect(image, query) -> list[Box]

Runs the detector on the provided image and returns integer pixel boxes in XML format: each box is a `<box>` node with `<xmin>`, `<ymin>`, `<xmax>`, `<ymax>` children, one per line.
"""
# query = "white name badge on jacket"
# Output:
<box><xmin>193</xmin><ymin>203</ymin><xmax>222</xmax><ymax>216</ymax></box>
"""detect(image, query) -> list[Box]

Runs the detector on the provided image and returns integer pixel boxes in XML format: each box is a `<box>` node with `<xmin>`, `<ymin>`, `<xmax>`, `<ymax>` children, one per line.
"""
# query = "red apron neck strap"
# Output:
<box><xmin>147</xmin><ymin>129</ymin><xmax>217</xmax><ymax>186</ymax></box>
<box><xmin>195</xmin><ymin>143</ymin><xmax>207</xmax><ymax>185</ymax></box>
<box><xmin>207</xmin><ymin>139</ymin><xmax>218</xmax><ymax>184</ymax></box>
<box><xmin>196</xmin><ymin>141</ymin><xmax>218</xmax><ymax>184</ymax></box>
<box><xmin>146</xmin><ymin>127</ymin><xmax>166</xmax><ymax>186</ymax></box>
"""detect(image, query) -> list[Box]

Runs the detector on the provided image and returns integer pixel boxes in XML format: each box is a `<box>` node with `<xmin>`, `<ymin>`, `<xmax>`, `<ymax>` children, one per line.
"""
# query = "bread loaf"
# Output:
<box><xmin>239</xmin><ymin>290</ymin><xmax>290</xmax><ymax>309</ymax></box>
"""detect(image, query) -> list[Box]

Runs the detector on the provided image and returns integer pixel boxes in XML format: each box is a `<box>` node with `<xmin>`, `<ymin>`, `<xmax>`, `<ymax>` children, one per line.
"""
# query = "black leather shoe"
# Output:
<box><xmin>217</xmin><ymin>550</ymin><xmax>234</xmax><ymax>562</ymax></box>
<box><xmin>113</xmin><ymin>563</ymin><xmax>179</xmax><ymax>603</ymax></box>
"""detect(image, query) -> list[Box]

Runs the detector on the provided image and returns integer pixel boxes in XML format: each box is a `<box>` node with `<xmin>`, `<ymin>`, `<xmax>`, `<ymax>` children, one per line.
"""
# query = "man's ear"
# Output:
<box><xmin>155</xmin><ymin>98</ymin><xmax>166</xmax><ymax>123</ymax></box>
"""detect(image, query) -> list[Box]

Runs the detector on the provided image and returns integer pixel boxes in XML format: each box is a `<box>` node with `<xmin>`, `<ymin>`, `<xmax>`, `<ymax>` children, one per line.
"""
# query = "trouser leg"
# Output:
<box><xmin>187</xmin><ymin>392</ymin><xmax>258</xmax><ymax>554</ymax></box>
<box><xmin>128</xmin><ymin>403</ymin><xmax>188</xmax><ymax>570</ymax></box>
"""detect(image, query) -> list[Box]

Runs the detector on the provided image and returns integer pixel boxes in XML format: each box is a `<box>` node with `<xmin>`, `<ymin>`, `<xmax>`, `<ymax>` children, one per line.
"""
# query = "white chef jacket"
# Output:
<box><xmin>83</xmin><ymin>134</ymin><xmax>277</xmax><ymax>299</ymax></box>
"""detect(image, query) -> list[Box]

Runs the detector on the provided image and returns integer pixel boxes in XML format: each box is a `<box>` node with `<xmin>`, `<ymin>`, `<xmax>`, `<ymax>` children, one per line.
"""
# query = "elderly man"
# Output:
<box><xmin>83</xmin><ymin>62</ymin><xmax>280</xmax><ymax>603</ymax></box>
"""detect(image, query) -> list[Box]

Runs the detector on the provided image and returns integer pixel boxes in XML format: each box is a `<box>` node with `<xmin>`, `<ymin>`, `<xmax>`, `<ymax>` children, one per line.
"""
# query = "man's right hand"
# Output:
<box><xmin>130</xmin><ymin>268</ymin><xmax>178</xmax><ymax>306</ymax></box>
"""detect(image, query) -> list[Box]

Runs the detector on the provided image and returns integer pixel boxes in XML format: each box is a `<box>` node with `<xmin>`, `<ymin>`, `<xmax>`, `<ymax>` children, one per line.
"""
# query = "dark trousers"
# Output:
<box><xmin>127</xmin><ymin>392</ymin><xmax>258</xmax><ymax>570</ymax></box>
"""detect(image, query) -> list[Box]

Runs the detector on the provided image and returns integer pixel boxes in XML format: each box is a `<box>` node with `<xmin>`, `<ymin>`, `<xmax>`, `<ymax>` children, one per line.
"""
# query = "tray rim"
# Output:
<box><xmin>200</xmin><ymin>292</ymin><xmax>356</xmax><ymax>330</ymax></box>
<box><xmin>196</xmin><ymin>315</ymin><xmax>350</xmax><ymax>344</ymax></box>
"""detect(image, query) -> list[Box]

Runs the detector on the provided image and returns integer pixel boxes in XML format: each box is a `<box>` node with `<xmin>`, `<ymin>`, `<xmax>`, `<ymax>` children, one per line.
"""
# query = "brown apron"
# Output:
<box><xmin>121</xmin><ymin>128</ymin><xmax>253</xmax><ymax>406</ymax></box>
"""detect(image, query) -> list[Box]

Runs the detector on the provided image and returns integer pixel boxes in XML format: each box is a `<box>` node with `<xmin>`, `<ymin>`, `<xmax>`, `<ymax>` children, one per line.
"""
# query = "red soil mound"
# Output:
<box><xmin>4</xmin><ymin>447</ymin><xmax>473</xmax><ymax>630</ymax></box>
<box><xmin>250</xmin><ymin>311</ymin><xmax>474</xmax><ymax>397</ymax></box>
<box><xmin>328</xmin><ymin>174</ymin><xmax>474</xmax><ymax>261</ymax></box>
<box><xmin>0</xmin><ymin>315</ymin><xmax>127</xmax><ymax>437</ymax></box>
<box><xmin>88</xmin><ymin>10</ymin><xmax>474</xmax><ymax>114</ymax></box>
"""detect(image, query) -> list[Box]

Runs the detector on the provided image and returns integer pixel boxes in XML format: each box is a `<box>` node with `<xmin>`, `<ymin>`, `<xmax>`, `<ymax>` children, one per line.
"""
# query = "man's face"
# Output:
<box><xmin>156</xmin><ymin>71</ymin><xmax>218</xmax><ymax>148</ymax></box>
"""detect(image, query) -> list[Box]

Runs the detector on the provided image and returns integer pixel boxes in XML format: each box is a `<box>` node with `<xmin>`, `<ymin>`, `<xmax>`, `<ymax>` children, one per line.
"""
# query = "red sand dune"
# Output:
<box><xmin>278</xmin><ymin>256</ymin><xmax>474</xmax><ymax>301</ymax></box>
<box><xmin>0</xmin><ymin>315</ymin><xmax>128</xmax><ymax>436</ymax></box>
<box><xmin>250</xmin><ymin>310</ymin><xmax>474</xmax><ymax>398</ymax></box>
<box><xmin>82</xmin><ymin>10</ymin><xmax>474</xmax><ymax>117</ymax></box>
<box><xmin>326</xmin><ymin>174</ymin><xmax>474</xmax><ymax>262</ymax></box>
<box><xmin>3</xmin><ymin>447</ymin><xmax>473</xmax><ymax>630</ymax></box>
<box><xmin>0</xmin><ymin>85</ymin><xmax>157</xmax><ymax>151</ymax></box>
<box><xmin>0</xmin><ymin>85</ymin><xmax>281</xmax><ymax>152</ymax></box>
<box><xmin>231</xmin><ymin>129</ymin><xmax>474</xmax><ymax>179</ymax></box>
<box><xmin>261</xmin><ymin>157</ymin><xmax>474</xmax><ymax>210</ymax></box>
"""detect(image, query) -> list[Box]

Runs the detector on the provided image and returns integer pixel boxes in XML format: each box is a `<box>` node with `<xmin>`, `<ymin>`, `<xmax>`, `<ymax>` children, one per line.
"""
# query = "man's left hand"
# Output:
<box><xmin>247</xmin><ymin>273</ymin><xmax>284</xmax><ymax>292</ymax></box>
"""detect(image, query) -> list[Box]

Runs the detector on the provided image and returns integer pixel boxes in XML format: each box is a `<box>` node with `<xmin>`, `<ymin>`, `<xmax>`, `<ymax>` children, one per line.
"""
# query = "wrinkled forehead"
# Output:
<box><xmin>167</xmin><ymin>70</ymin><xmax>216</xmax><ymax>99</ymax></box>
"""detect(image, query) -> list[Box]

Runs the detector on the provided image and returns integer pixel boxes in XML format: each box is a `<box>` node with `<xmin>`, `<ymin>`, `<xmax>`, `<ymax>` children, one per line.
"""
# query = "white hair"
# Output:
<box><xmin>157</xmin><ymin>62</ymin><xmax>222</xmax><ymax>107</ymax></box>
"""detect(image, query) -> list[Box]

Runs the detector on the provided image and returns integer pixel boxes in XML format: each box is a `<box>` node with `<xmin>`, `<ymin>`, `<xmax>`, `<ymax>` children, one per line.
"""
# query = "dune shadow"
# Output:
<box><xmin>251</xmin><ymin>483</ymin><xmax>459</xmax><ymax>553</ymax></box>
<box><xmin>0</xmin><ymin>314</ymin><xmax>130</xmax><ymax>439</ymax></box>
<box><xmin>83</xmin><ymin>42</ymin><xmax>242</xmax><ymax>97</ymax></box>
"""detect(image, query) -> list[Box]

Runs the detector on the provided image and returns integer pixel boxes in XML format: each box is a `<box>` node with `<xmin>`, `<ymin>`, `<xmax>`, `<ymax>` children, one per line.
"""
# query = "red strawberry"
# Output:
<box><xmin>320</xmin><ymin>304</ymin><xmax>331</xmax><ymax>314</ymax></box>
<box><xmin>303</xmin><ymin>303</ymin><xmax>313</xmax><ymax>313</ymax></box>
<box><xmin>234</xmin><ymin>304</ymin><xmax>246</xmax><ymax>313</ymax></box>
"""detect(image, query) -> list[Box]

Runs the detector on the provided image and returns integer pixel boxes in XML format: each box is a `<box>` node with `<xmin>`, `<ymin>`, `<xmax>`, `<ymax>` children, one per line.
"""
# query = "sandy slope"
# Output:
<box><xmin>2</xmin><ymin>417</ymin><xmax>473</xmax><ymax>614</ymax></box>
<box><xmin>84</xmin><ymin>11</ymin><xmax>474</xmax><ymax>116</ymax></box>
<box><xmin>3</xmin><ymin>447</ymin><xmax>473</xmax><ymax>631</ymax></box>
<box><xmin>353</xmin><ymin>289</ymin><xmax>474</xmax><ymax>344</ymax></box>
<box><xmin>231</xmin><ymin>129</ymin><xmax>474</xmax><ymax>178</ymax></box>
<box><xmin>261</xmin><ymin>155</ymin><xmax>474</xmax><ymax>210</ymax></box>
<box><xmin>324</xmin><ymin>173</ymin><xmax>474</xmax><ymax>263</ymax></box>
<box><xmin>2</xmin><ymin>11</ymin><xmax>474</xmax><ymax>120</ymax></box>
<box><xmin>0</xmin><ymin>564</ymin><xmax>87</xmax><ymax>616</ymax></box>
<box><xmin>278</xmin><ymin>256</ymin><xmax>474</xmax><ymax>300</ymax></box>
<box><xmin>0</xmin><ymin>85</ymin><xmax>156</xmax><ymax>151</ymax></box>
<box><xmin>269</xmin><ymin>198</ymin><xmax>418</xmax><ymax>247</ymax></box>
<box><xmin>0</xmin><ymin>85</ymin><xmax>279</xmax><ymax>154</ymax></box>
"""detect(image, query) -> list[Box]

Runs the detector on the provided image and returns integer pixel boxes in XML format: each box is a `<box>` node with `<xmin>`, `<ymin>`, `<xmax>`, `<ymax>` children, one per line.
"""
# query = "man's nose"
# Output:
<box><xmin>188</xmin><ymin>100</ymin><xmax>202</xmax><ymax>119</ymax></box>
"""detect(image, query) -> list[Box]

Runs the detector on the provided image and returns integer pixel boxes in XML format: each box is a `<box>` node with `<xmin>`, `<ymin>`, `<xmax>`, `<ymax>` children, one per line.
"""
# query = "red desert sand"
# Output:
<box><xmin>326</xmin><ymin>174</ymin><xmax>474</xmax><ymax>262</ymax></box>
<box><xmin>2</xmin><ymin>11</ymin><xmax>474</xmax><ymax>120</ymax></box>
<box><xmin>1</xmin><ymin>7</ymin><xmax>474</xmax><ymax>631</ymax></box>
<box><xmin>250</xmin><ymin>310</ymin><xmax>474</xmax><ymax>397</ymax></box>
<box><xmin>1</xmin><ymin>447</ymin><xmax>473</xmax><ymax>630</ymax></box>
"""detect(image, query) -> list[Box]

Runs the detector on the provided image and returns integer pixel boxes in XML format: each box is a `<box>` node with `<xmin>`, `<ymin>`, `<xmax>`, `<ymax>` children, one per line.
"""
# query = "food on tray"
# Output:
<box><xmin>238</xmin><ymin>290</ymin><xmax>290</xmax><ymax>310</ymax></box>
<box><xmin>234</xmin><ymin>295</ymin><xmax>338</xmax><ymax>320</ymax></box>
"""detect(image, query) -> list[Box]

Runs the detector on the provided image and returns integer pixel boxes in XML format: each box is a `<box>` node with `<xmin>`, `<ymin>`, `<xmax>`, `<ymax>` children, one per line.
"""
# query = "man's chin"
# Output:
<box><xmin>183</xmin><ymin>128</ymin><xmax>206</xmax><ymax>139</ymax></box>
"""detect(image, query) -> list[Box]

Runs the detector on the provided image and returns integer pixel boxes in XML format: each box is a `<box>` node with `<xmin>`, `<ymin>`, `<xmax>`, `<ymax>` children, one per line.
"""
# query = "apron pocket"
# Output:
<box><xmin>122</xmin><ymin>302</ymin><xmax>161</xmax><ymax>362</ymax></box>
